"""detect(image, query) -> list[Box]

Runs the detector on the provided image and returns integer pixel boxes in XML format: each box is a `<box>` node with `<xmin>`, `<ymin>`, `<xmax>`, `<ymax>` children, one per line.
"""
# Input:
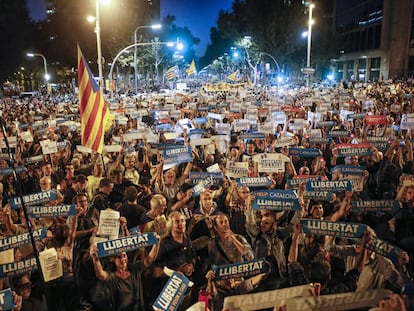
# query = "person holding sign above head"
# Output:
<box><xmin>148</xmin><ymin>212</ymin><xmax>195</xmax><ymax>302</ymax></box>
<box><xmin>205</xmin><ymin>213</ymin><xmax>262</xmax><ymax>311</ymax></box>
<box><xmin>89</xmin><ymin>233</ymin><xmax>161</xmax><ymax>311</ymax></box>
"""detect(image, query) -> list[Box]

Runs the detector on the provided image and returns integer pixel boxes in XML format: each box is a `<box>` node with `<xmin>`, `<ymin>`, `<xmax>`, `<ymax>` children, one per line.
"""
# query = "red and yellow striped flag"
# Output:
<box><xmin>77</xmin><ymin>46</ymin><xmax>110</xmax><ymax>153</ymax></box>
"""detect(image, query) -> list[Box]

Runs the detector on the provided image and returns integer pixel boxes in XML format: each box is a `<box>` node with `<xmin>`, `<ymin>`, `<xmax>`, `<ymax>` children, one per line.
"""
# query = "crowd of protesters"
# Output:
<box><xmin>0</xmin><ymin>80</ymin><xmax>414</xmax><ymax>310</ymax></box>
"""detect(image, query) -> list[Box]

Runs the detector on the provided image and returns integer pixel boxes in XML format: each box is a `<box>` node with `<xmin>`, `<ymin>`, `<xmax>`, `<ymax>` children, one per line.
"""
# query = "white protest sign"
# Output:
<box><xmin>252</xmin><ymin>153</ymin><xmax>290</xmax><ymax>173</ymax></box>
<box><xmin>190</xmin><ymin>138</ymin><xmax>212</xmax><ymax>147</ymax></box>
<box><xmin>223</xmin><ymin>284</ymin><xmax>312</xmax><ymax>311</ymax></box>
<box><xmin>39</xmin><ymin>248</ymin><xmax>63</xmax><ymax>282</ymax></box>
<box><xmin>40</xmin><ymin>139</ymin><xmax>57</xmax><ymax>155</ymax></box>
<box><xmin>103</xmin><ymin>145</ymin><xmax>122</xmax><ymax>153</ymax></box>
<box><xmin>233</xmin><ymin>119</ymin><xmax>250</xmax><ymax>132</ymax></box>
<box><xmin>288</xmin><ymin>119</ymin><xmax>305</xmax><ymax>130</ymax></box>
<box><xmin>273</xmin><ymin>137</ymin><xmax>296</xmax><ymax>148</ymax></box>
<box><xmin>258</xmin><ymin>122</ymin><xmax>274</xmax><ymax>134</ymax></box>
<box><xmin>208</xmin><ymin>112</ymin><xmax>223</xmax><ymax>120</ymax></box>
<box><xmin>207</xmin><ymin>163</ymin><xmax>221</xmax><ymax>173</ymax></box>
<box><xmin>225</xmin><ymin>161</ymin><xmax>249</xmax><ymax>178</ymax></box>
<box><xmin>20</xmin><ymin>131</ymin><xmax>33</xmax><ymax>142</ymax></box>
<box><xmin>98</xmin><ymin>209</ymin><xmax>120</xmax><ymax>240</ymax></box>
<box><xmin>76</xmin><ymin>145</ymin><xmax>93</xmax><ymax>153</ymax></box>
<box><xmin>163</xmin><ymin>132</ymin><xmax>180</xmax><ymax>140</ymax></box>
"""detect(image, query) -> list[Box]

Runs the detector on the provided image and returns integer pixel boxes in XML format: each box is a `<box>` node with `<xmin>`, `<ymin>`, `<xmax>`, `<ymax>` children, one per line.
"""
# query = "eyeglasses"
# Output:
<box><xmin>16</xmin><ymin>282</ymin><xmax>32</xmax><ymax>291</ymax></box>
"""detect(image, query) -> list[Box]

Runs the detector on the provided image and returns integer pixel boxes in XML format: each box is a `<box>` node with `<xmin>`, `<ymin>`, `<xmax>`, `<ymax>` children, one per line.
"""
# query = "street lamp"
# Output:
<box><xmin>133</xmin><ymin>23</ymin><xmax>162</xmax><ymax>94</ymax></box>
<box><xmin>27</xmin><ymin>53</ymin><xmax>50</xmax><ymax>93</ymax></box>
<box><xmin>305</xmin><ymin>1</ymin><xmax>315</xmax><ymax>88</ymax></box>
<box><xmin>109</xmin><ymin>41</ymin><xmax>179</xmax><ymax>95</ymax></box>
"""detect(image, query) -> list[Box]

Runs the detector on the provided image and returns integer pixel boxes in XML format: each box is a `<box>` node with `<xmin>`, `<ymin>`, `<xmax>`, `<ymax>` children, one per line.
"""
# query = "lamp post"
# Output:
<box><xmin>305</xmin><ymin>2</ymin><xmax>314</xmax><ymax>88</ymax></box>
<box><xmin>27</xmin><ymin>53</ymin><xmax>49</xmax><ymax>92</ymax></box>
<box><xmin>134</xmin><ymin>24</ymin><xmax>162</xmax><ymax>94</ymax></box>
<box><xmin>95</xmin><ymin>0</ymin><xmax>104</xmax><ymax>91</ymax></box>
<box><xmin>109</xmin><ymin>41</ymin><xmax>178</xmax><ymax>95</ymax></box>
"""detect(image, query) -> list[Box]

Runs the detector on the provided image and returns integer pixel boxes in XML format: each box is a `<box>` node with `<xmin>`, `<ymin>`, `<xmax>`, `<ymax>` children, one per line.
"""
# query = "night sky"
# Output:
<box><xmin>27</xmin><ymin>0</ymin><xmax>234</xmax><ymax>56</ymax></box>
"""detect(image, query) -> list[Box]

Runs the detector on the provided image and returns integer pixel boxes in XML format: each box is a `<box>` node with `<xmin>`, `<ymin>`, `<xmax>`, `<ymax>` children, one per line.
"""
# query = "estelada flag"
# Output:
<box><xmin>77</xmin><ymin>46</ymin><xmax>112</xmax><ymax>153</ymax></box>
<box><xmin>186</xmin><ymin>59</ymin><xmax>196</xmax><ymax>76</ymax></box>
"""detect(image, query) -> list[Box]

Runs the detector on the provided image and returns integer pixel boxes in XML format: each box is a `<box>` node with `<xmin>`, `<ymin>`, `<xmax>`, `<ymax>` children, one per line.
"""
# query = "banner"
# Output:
<box><xmin>239</xmin><ymin>132</ymin><xmax>265</xmax><ymax>140</ymax></box>
<box><xmin>300</xmin><ymin>219</ymin><xmax>367</xmax><ymax>239</ymax></box>
<box><xmin>153</xmin><ymin>271</ymin><xmax>190</xmax><ymax>311</ymax></box>
<box><xmin>0</xmin><ymin>166</ymin><xmax>25</xmax><ymax>176</ymax></box>
<box><xmin>96</xmin><ymin>232</ymin><xmax>159</xmax><ymax>258</ymax></box>
<box><xmin>364</xmin><ymin>115</ymin><xmax>388</xmax><ymax>125</ymax></box>
<box><xmin>336</xmin><ymin>143</ymin><xmax>373</xmax><ymax>157</ymax></box>
<box><xmin>273</xmin><ymin>137</ymin><xmax>296</xmax><ymax>148</ymax></box>
<box><xmin>307</xmin><ymin>137</ymin><xmax>331</xmax><ymax>144</ymax></box>
<box><xmin>236</xmin><ymin>176</ymin><xmax>272</xmax><ymax>188</ymax></box>
<box><xmin>331</xmin><ymin>165</ymin><xmax>365</xmax><ymax>175</ymax></box>
<box><xmin>0</xmin><ymin>289</ymin><xmax>14</xmax><ymax>311</ymax></box>
<box><xmin>212</xmin><ymin>258</ymin><xmax>268</xmax><ymax>281</ymax></box>
<box><xmin>252</xmin><ymin>153</ymin><xmax>289</xmax><ymax>173</ymax></box>
<box><xmin>315</xmin><ymin>121</ymin><xmax>336</xmax><ymax>128</ymax></box>
<box><xmin>351</xmin><ymin>200</ymin><xmax>400</xmax><ymax>213</ymax></box>
<box><xmin>189</xmin><ymin>172</ymin><xmax>223</xmax><ymax>187</ymax></box>
<box><xmin>0</xmin><ymin>256</ymin><xmax>37</xmax><ymax>278</ymax></box>
<box><xmin>303</xmin><ymin>190</ymin><xmax>334</xmax><ymax>201</ymax></box>
<box><xmin>252</xmin><ymin>189</ymin><xmax>300</xmax><ymax>211</ymax></box>
<box><xmin>223</xmin><ymin>284</ymin><xmax>313</xmax><ymax>311</ymax></box>
<box><xmin>286</xmin><ymin>175</ymin><xmax>322</xmax><ymax>190</ymax></box>
<box><xmin>192</xmin><ymin>176</ymin><xmax>214</xmax><ymax>197</ymax></box>
<box><xmin>162</xmin><ymin>146</ymin><xmax>193</xmax><ymax>168</ymax></box>
<box><xmin>285</xmin><ymin>289</ymin><xmax>391</xmax><ymax>311</ymax></box>
<box><xmin>305</xmin><ymin>180</ymin><xmax>352</xmax><ymax>192</ymax></box>
<box><xmin>27</xmin><ymin>204</ymin><xmax>77</xmax><ymax>218</ymax></box>
<box><xmin>225</xmin><ymin>161</ymin><xmax>249</xmax><ymax>178</ymax></box>
<box><xmin>8</xmin><ymin>190</ymin><xmax>57</xmax><ymax>210</ymax></box>
<box><xmin>288</xmin><ymin>147</ymin><xmax>322</xmax><ymax>158</ymax></box>
<box><xmin>0</xmin><ymin>228</ymin><xmax>47</xmax><ymax>252</ymax></box>
<box><xmin>328</xmin><ymin>130</ymin><xmax>350</xmax><ymax>138</ymax></box>
<box><xmin>366</xmin><ymin>236</ymin><xmax>402</xmax><ymax>263</ymax></box>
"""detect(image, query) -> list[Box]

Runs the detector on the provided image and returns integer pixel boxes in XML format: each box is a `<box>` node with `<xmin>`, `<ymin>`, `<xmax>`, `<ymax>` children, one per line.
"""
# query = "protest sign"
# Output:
<box><xmin>192</xmin><ymin>176</ymin><xmax>214</xmax><ymax>197</ymax></box>
<box><xmin>0</xmin><ymin>289</ymin><xmax>15</xmax><ymax>311</ymax></box>
<box><xmin>305</xmin><ymin>180</ymin><xmax>352</xmax><ymax>192</ymax></box>
<box><xmin>153</xmin><ymin>271</ymin><xmax>190</xmax><ymax>311</ymax></box>
<box><xmin>96</xmin><ymin>232</ymin><xmax>158</xmax><ymax>258</ymax></box>
<box><xmin>336</xmin><ymin>143</ymin><xmax>373</xmax><ymax>157</ymax></box>
<box><xmin>236</xmin><ymin>176</ymin><xmax>272</xmax><ymax>188</ymax></box>
<box><xmin>252</xmin><ymin>153</ymin><xmax>289</xmax><ymax>173</ymax></box>
<box><xmin>27</xmin><ymin>204</ymin><xmax>76</xmax><ymax>218</ymax></box>
<box><xmin>286</xmin><ymin>175</ymin><xmax>322</xmax><ymax>190</ymax></box>
<box><xmin>351</xmin><ymin>200</ymin><xmax>400</xmax><ymax>213</ymax></box>
<box><xmin>190</xmin><ymin>172</ymin><xmax>223</xmax><ymax>187</ymax></box>
<box><xmin>288</xmin><ymin>147</ymin><xmax>322</xmax><ymax>158</ymax></box>
<box><xmin>285</xmin><ymin>289</ymin><xmax>391</xmax><ymax>311</ymax></box>
<box><xmin>98</xmin><ymin>209</ymin><xmax>120</xmax><ymax>240</ymax></box>
<box><xmin>300</xmin><ymin>219</ymin><xmax>367</xmax><ymax>239</ymax></box>
<box><xmin>225</xmin><ymin>162</ymin><xmax>249</xmax><ymax>178</ymax></box>
<box><xmin>39</xmin><ymin>248</ymin><xmax>63</xmax><ymax>282</ymax></box>
<box><xmin>252</xmin><ymin>189</ymin><xmax>300</xmax><ymax>211</ymax></box>
<box><xmin>223</xmin><ymin>284</ymin><xmax>312</xmax><ymax>311</ymax></box>
<box><xmin>8</xmin><ymin>190</ymin><xmax>57</xmax><ymax>210</ymax></box>
<box><xmin>0</xmin><ymin>228</ymin><xmax>47</xmax><ymax>252</ymax></box>
<box><xmin>162</xmin><ymin>146</ymin><xmax>193</xmax><ymax>170</ymax></box>
<box><xmin>0</xmin><ymin>256</ymin><xmax>37</xmax><ymax>278</ymax></box>
<box><xmin>212</xmin><ymin>258</ymin><xmax>268</xmax><ymax>281</ymax></box>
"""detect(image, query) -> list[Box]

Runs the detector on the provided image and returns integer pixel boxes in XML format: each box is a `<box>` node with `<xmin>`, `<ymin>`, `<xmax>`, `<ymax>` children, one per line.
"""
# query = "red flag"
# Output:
<box><xmin>77</xmin><ymin>46</ymin><xmax>109</xmax><ymax>153</ymax></box>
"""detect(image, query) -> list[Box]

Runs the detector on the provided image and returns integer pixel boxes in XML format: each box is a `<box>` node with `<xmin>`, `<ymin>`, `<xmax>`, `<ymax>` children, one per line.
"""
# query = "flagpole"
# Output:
<box><xmin>0</xmin><ymin>117</ymin><xmax>45</xmax><ymax>283</ymax></box>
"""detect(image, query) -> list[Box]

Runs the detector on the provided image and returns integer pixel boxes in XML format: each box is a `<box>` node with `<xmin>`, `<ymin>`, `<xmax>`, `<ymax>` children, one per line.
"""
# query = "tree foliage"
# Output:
<box><xmin>202</xmin><ymin>0</ymin><xmax>337</xmax><ymax>78</ymax></box>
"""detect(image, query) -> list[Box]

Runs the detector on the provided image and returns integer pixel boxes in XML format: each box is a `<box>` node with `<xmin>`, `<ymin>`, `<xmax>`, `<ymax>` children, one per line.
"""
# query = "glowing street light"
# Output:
<box><xmin>88</xmin><ymin>0</ymin><xmax>110</xmax><ymax>91</ymax></box>
<box><xmin>27</xmin><ymin>53</ymin><xmax>50</xmax><ymax>93</ymax></box>
<box><xmin>305</xmin><ymin>1</ymin><xmax>315</xmax><ymax>88</ymax></box>
<box><xmin>133</xmin><ymin>23</ymin><xmax>162</xmax><ymax>94</ymax></box>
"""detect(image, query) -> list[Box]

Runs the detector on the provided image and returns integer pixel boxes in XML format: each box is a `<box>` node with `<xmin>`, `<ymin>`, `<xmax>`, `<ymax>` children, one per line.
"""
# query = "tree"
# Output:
<box><xmin>202</xmin><ymin>0</ymin><xmax>337</xmax><ymax>80</ymax></box>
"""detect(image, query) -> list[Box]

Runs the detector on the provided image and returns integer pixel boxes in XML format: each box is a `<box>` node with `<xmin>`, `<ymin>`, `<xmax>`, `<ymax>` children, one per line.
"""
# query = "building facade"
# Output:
<box><xmin>334</xmin><ymin>0</ymin><xmax>414</xmax><ymax>81</ymax></box>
